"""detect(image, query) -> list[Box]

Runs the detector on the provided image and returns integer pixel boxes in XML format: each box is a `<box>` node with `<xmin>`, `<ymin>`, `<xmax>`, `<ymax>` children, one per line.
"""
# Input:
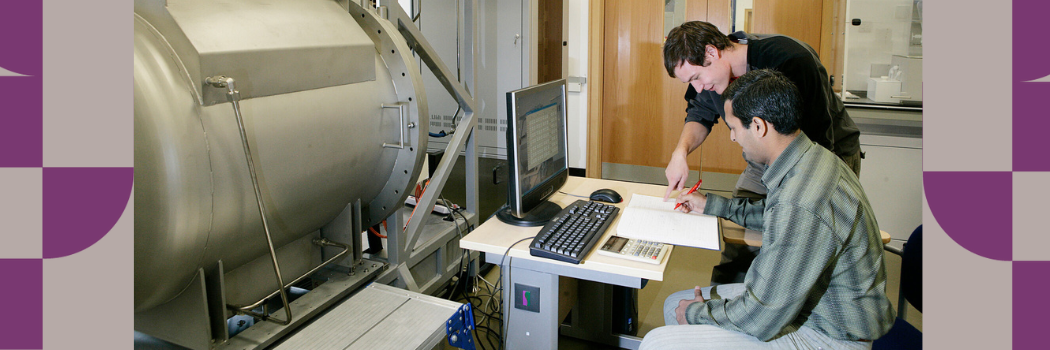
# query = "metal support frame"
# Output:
<box><xmin>379</xmin><ymin>0</ymin><xmax>479</xmax><ymax>253</ymax></box>
<box><xmin>355</xmin><ymin>0</ymin><xmax>481</xmax><ymax>292</ymax></box>
<box><xmin>218</xmin><ymin>261</ymin><xmax>387</xmax><ymax>350</ymax></box>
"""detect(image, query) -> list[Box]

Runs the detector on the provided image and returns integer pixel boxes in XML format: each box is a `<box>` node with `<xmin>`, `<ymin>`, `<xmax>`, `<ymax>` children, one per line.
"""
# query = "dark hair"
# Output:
<box><xmin>663</xmin><ymin>21</ymin><xmax>733</xmax><ymax>77</ymax></box>
<box><xmin>720</xmin><ymin>69</ymin><xmax>801</xmax><ymax>135</ymax></box>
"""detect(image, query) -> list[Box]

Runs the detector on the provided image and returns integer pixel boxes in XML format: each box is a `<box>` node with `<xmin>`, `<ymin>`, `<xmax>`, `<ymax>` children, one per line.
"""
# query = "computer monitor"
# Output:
<box><xmin>496</xmin><ymin>79</ymin><xmax>569</xmax><ymax>227</ymax></box>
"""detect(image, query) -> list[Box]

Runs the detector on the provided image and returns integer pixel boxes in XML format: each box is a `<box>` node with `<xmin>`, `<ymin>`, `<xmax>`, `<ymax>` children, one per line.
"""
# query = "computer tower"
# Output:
<box><xmin>612</xmin><ymin>285</ymin><xmax>639</xmax><ymax>336</ymax></box>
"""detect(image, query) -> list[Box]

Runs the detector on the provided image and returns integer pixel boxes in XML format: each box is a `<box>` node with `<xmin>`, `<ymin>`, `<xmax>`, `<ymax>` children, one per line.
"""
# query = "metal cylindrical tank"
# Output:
<box><xmin>133</xmin><ymin>0</ymin><xmax>427</xmax><ymax>312</ymax></box>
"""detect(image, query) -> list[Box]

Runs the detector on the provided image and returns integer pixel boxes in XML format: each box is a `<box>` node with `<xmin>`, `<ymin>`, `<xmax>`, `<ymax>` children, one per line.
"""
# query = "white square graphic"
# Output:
<box><xmin>1014</xmin><ymin>171</ymin><xmax>1050</xmax><ymax>261</ymax></box>
<box><xmin>0</xmin><ymin>167</ymin><xmax>43</xmax><ymax>259</ymax></box>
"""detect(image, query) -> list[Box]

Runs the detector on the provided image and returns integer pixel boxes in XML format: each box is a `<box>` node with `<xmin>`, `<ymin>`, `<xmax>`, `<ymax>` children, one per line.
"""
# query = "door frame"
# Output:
<box><xmin>586</xmin><ymin>0</ymin><xmax>604</xmax><ymax>178</ymax></box>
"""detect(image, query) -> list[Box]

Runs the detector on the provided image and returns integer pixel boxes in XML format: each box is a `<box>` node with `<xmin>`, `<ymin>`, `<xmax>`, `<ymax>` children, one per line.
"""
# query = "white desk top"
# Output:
<box><xmin>460</xmin><ymin>176</ymin><xmax>673</xmax><ymax>281</ymax></box>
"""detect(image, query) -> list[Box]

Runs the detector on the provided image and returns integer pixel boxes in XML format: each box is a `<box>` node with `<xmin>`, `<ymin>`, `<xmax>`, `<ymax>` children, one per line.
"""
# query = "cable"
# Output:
<box><xmin>443</xmin><ymin>196</ymin><xmax>464</xmax><ymax>235</ymax></box>
<box><xmin>455</xmin><ymin>291</ymin><xmax>502</xmax><ymax>350</ymax></box>
<box><xmin>440</xmin><ymin>196</ymin><xmax>470</xmax><ymax>301</ymax></box>
<box><xmin>497</xmin><ymin>236</ymin><xmax>533</xmax><ymax>350</ymax></box>
<box><xmin>403</xmin><ymin>179</ymin><xmax>430</xmax><ymax>231</ymax></box>
<box><xmin>369</xmin><ymin>227</ymin><xmax>387</xmax><ymax>239</ymax></box>
<box><xmin>452</xmin><ymin>206</ymin><xmax>471</xmax><ymax>231</ymax></box>
<box><xmin>440</xmin><ymin>198</ymin><xmax>482</xmax><ymax>306</ymax></box>
<box><xmin>558</xmin><ymin>190</ymin><xmax>589</xmax><ymax>199</ymax></box>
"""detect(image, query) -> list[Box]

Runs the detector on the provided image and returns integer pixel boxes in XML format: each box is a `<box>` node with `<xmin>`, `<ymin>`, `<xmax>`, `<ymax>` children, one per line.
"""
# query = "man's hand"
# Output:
<box><xmin>675</xmin><ymin>286</ymin><xmax>706</xmax><ymax>325</ymax></box>
<box><xmin>676</xmin><ymin>191</ymin><xmax>708</xmax><ymax>214</ymax></box>
<box><xmin>664</xmin><ymin>153</ymin><xmax>690</xmax><ymax>201</ymax></box>
<box><xmin>666</xmin><ymin>122</ymin><xmax>710</xmax><ymax>200</ymax></box>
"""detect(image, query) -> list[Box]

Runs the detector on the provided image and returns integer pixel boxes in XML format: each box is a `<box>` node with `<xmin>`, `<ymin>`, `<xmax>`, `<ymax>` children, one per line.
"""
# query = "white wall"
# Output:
<box><xmin>734</xmin><ymin>0</ymin><xmax>753</xmax><ymax>33</ymax></box>
<box><xmin>400</xmin><ymin>0</ymin><xmax>591</xmax><ymax>169</ymax></box>
<box><xmin>843</xmin><ymin>0</ymin><xmax>915</xmax><ymax>92</ymax></box>
<box><xmin>565</xmin><ymin>0</ymin><xmax>588</xmax><ymax>169</ymax></box>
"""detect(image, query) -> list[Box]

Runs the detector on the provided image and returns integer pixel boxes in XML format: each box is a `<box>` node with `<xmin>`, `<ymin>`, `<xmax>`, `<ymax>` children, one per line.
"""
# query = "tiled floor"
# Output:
<box><xmin>450</xmin><ymin>180</ymin><xmax>922</xmax><ymax>349</ymax></box>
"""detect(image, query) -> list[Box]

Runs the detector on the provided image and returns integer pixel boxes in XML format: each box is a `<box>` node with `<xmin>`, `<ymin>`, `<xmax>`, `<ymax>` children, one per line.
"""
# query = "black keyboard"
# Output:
<box><xmin>530</xmin><ymin>200</ymin><xmax>620</xmax><ymax>264</ymax></box>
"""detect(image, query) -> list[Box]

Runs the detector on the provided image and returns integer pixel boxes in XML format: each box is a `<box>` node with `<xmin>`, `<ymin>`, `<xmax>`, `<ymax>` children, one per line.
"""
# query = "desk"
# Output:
<box><xmin>462</xmin><ymin>176</ymin><xmax>895</xmax><ymax>349</ymax></box>
<box><xmin>461</xmin><ymin>176</ymin><xmax>673</xmax><ymax>349</ymax></box>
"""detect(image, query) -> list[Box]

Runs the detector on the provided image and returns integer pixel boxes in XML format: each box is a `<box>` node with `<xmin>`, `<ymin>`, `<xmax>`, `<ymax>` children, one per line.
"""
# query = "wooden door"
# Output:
<box><xmin>752</xmin><ymin>0</ymin><xmax>824</xmax><ymax>51</ymax></box>
<box><xmin>538</xmin><ymin>0</ymin><xmax>564</xmax><ymax>84</ymax></box>
<box><xmin>592</xmin><ymin>0</ymin><xmax>746</xmax><ymax>179</ymax></box>
<box><xmin>819</xmin><ymin>0</ymin><xmax>847</xmax><ymax>91</ymax></box>
<box><xmin>752</xmin><ymin>0</ymin><xmax>845</xmax><ymax>89</ymax></box>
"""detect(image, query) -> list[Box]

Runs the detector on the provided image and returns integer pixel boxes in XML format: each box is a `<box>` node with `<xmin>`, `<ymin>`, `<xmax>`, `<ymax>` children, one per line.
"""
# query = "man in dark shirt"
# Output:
<box><xmin>662</xmin><ymin>21</ymin><xmax>862</xmax><ymax>284</ymax></box>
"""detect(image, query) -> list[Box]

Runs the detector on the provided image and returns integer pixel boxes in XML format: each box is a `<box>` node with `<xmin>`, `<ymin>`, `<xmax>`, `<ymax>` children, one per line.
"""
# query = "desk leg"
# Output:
<box><xmin>502</xmin><ymin>262</ymin><xmax>559</xmax><ymax>349</ymax></box>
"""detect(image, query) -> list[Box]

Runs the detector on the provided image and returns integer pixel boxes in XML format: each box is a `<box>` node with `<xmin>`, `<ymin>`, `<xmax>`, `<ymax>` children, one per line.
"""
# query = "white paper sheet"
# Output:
<box><xmin>614</xmin><ymin>194</ymin><xmax>721</xmax><ymax>250</ymax></box>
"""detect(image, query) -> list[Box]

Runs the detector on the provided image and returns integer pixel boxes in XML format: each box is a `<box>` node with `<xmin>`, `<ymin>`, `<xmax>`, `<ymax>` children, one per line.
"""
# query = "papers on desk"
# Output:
<box><xmin>615</xmin><ymin>194</ymin><xmax>721</xmax><ymax>250</ymax></box>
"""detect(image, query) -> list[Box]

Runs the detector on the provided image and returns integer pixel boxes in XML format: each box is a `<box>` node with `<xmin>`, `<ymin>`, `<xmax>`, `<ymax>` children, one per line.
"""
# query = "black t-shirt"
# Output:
<box><xmin>684</xmin><ymin>32</ymin><xmax>860</xmax><ymax>158</ymax></box>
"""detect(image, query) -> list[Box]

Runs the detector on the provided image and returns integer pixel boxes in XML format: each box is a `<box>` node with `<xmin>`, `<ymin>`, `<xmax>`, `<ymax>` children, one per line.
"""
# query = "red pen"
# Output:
<box><xmin>673</xmin><ymin>178</ymin><xmax>703</xmax><ymax>210</ymax></box>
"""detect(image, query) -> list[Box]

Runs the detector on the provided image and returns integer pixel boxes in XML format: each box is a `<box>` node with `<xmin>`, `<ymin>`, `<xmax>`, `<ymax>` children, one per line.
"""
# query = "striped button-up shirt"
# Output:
<box><xmin>690</xmin><ymin>132</ymin><xmax>895</xmax><ymax>342</ymax></box>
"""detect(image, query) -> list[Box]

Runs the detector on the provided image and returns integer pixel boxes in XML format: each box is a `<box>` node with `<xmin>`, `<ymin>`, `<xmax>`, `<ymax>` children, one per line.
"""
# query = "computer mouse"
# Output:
<box><xmin>589</xmin><ymin>188</ymin><xmax>623</xmax><ymax>203</ymax></box>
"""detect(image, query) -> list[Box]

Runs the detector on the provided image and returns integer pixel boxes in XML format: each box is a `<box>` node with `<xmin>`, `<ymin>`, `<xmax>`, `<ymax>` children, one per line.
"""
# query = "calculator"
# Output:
<box><xmin>597</xmin><ymin>235</ymin><xmax>668</xmax><ymax>265</ymax></box>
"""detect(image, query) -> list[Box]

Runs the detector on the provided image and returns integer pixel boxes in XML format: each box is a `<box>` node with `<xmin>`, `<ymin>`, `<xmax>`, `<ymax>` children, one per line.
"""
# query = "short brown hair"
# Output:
<box><xmin>663</xmin><ymin>21</ymin><xmax>733</xmax><ymax>77</ymax></box>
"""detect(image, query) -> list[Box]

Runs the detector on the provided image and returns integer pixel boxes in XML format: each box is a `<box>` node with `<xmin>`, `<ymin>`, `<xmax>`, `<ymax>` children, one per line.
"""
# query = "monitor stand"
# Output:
<box><xmin>496</xmin><ymin>201</ymin><xmax>562</xmax><ymax>227</ymax></box>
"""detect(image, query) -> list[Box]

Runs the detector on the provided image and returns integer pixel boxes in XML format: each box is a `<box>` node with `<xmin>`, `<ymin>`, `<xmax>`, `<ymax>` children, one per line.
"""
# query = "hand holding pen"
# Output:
<box><xmin>673</xmin><ymin>178</ymin><xmax>703</xmax><ymax>211</ymax></box>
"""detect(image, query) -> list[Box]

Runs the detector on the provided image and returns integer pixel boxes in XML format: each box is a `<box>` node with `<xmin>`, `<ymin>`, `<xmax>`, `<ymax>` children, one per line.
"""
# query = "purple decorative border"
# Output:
<box><xmin>1</xmin><ymin>2</ymin><xmax>136</xmax><ymax>349</ymax></box>
<box><xmin>0</xmin><ymin>259</ymin><xmax>43</xmax><ymax>349</ymax></box>
<box><xmin>924</xmin><ymin>171</ymin><xmax>1012</xmax><ymax>261</ymax></box>
<box><xmin>1012</xmin><ymin>1</ymin><xmax>1050</xmax><ymax>348</ymax></box>
<box><xmin>1013</xmin><ymin>0</ymin><xmax>1050</xmax><ymax>172</ymax></box>
<box><xmin>1013</xmin><ymin>261</ymin><xmax>1049</xmax><ymax>348</ymax></box>
<box><xmin>0</xmin><ymin>2</ymin><xmax>45</xmax><ymax>349</ymax></box>
<box><xmin>43</xmin><ymin>168</ymin><xmax>134</xmax><ymax>259</ymax></box>
<box><xmin>926</xmin><ymin>1</ymin><xmax>1050</xmax><ymax>348</ymax></box>
<box><xmin>0</xmin><ymin>0</ymin><xmax>43</xmax><ymax>167</ymax></box>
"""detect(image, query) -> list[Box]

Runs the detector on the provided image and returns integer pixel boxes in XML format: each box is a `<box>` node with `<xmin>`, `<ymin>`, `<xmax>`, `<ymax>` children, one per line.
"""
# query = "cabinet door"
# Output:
<box><xmin>858</xmin><ymin>134</ymin><xmax>922</xmax><ymax>244</ymax></box>
<box><xmin>600</xmin><ymin>0</ymin><xmax>746</xmax><ymax>176</ymax></box>
<box><xmin>752</xmin><ymin>0</ymin><xmax>823</xmax><ymax>51</ymax></box>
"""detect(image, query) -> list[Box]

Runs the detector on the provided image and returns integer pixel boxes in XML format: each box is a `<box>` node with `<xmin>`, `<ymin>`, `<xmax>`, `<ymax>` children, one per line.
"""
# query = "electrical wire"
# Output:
<box><xmin>558</xmin><ymin>190</ymin><xmax>589</xmax><ymax>199</ymax></box>
<box><xmin>459</xmin><ymin>293</ymin><xmax>502</xmax><ymax>350</ymax></box>
<box><xmin>456</xmin><ymin>289</ymin><xmax>502</xmax><ymax>350</ymax></box>
<box><xmin>443</xmin><ymin>199</ymin><xmax>469</xmax><ymax>301</ymax></box>
<box><xmin>369</xmin><ymin>226</ymin><xmax>387</xmax><ymax>239</ymax></box>
<box><xmin>403</xmin><ymin>179</ymin><xmax>430</xmax><ymax>231</ymax></box>
<box><xmin>497</xmin><ymin>236</ymin><xmax>534</xmax><ymax>350</ymax></box>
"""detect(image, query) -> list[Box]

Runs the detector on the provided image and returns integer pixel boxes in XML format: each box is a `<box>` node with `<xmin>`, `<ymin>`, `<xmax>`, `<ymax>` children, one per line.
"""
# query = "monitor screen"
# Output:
<box><xmin>503</xmin><ymin>79</ymin><xmax>568</xmax><ymax>222</ymax></box>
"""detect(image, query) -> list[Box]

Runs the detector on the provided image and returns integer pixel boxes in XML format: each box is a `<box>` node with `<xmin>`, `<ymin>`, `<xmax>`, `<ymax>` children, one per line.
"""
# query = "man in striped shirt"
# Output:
<box><xmin>640</xmin><ymin>69</ymin><xmax>894</xmax><ymax>349</ymax></box>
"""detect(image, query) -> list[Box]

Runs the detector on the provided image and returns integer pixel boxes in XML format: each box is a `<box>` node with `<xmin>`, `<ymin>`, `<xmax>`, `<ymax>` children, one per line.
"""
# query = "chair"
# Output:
<box><xmin>873</xmin><ymin>225</ymin><xmax>922</xmax><ymax>349</ymax></box>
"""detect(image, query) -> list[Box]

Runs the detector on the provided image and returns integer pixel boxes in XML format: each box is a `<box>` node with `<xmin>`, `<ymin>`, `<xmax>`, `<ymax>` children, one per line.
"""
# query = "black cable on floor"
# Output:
<box><xmin>497</xmin><ymin>236</ymin><xmax>533</xmax><ymax>350</ymax></box>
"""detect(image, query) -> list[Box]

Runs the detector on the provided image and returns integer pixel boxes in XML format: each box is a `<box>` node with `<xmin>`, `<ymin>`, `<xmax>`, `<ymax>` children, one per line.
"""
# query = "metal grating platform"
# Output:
<box><xmin>274</xmin><ymin>283</ymin><xmax>463</xmax><ymax>350</ymax></box>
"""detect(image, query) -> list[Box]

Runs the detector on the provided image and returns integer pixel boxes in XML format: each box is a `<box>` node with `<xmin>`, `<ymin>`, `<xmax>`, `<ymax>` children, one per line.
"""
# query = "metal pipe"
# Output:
<box><xmin>206</xmin><ymin>75</ymin><xmax>293</xmax><ymax>326</ymax></box>
<box><xmin>229</xmin><ymin>238</ymin><xmax>353</xmax><ymax>311</ymax></box>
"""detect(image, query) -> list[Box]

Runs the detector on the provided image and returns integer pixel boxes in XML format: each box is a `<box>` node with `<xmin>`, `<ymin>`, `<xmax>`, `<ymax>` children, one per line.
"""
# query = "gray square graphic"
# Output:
<box><xmin>0</xmin><ymin>168</ymin><xmax>42</xmax><ymax>259</ymax></box>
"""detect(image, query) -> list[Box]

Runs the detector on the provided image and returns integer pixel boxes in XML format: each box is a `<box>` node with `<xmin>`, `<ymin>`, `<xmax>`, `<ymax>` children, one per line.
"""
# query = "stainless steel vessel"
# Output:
<box><xmin>133</xmin><ymin>0</ymin><xmax>427</xmax><ymax>313</ymax></box>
